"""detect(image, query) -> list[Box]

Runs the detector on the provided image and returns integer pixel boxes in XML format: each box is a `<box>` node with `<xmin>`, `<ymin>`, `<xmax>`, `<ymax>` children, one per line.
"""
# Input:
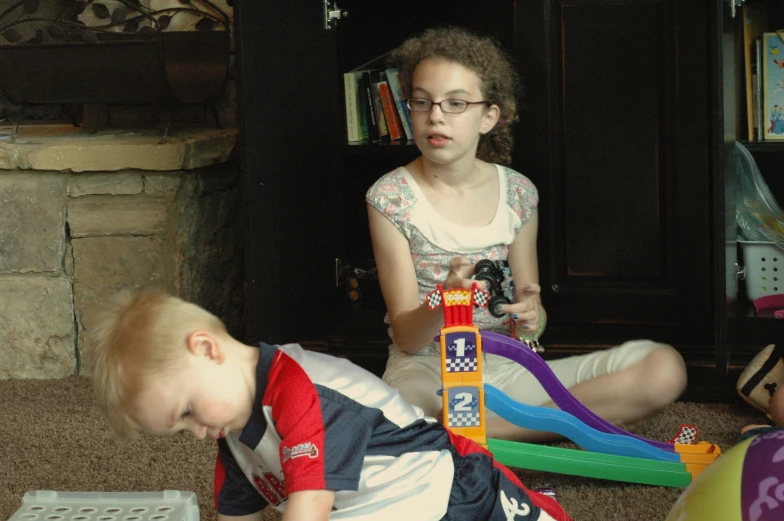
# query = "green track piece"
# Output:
<box><xmin>487</xmin><ymin>438</ymin><xmax>693</xmax><ymax>488</ymax></box>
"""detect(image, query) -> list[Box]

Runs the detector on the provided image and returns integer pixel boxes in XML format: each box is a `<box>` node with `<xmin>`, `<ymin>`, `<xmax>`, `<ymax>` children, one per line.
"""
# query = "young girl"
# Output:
<box><xmin>366</xmin><ymin>26</ymin><xmax>688</xmax><ymax>442</ymax></box>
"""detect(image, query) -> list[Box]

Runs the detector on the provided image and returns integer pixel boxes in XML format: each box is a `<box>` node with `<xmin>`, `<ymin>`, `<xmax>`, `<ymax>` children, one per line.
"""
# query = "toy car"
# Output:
<box><xmin>473</xmin><ymin>259</ymin><xmax>511</xmax><ymax>318</ymax></box>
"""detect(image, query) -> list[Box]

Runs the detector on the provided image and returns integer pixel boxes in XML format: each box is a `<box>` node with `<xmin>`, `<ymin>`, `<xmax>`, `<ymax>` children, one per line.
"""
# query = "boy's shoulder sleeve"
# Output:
<box><xmin>265</xmin><ymin>347</ymin><xmax>377</xmax><ymax>495</ymax></box>
<box><xmin>214</xmin><ymin>438</ymin><xmax>268</xmax><ymax>516</ymax></box>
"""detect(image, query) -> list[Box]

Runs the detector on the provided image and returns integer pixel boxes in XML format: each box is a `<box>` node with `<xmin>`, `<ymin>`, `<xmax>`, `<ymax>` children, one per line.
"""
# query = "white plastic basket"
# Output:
<box><xmin>7</xmin><ymin>491</ymin><xmax>199</xmax><ymax>521</ymax></box>
<box><xmin>740</xmin><ymin>240</ymin><xmax>783</xmax><ymax>301</ymax></box>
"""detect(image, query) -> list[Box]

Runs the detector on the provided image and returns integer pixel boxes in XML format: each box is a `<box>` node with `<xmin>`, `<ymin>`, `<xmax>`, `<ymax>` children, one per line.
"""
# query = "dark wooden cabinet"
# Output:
<box><xmin>515</xmin><ymin>1</ymin><xmax>716</xmax><ymax>355</ymax></box>
<box><xmin>233</xmin><ymin>2</ymin><xmax>343</xmax><ymax>345</ymax></box>
<box><xmin>234</xmin><ymin>0</ymin><xmax>781</xmax><ymax>400</ymax></box>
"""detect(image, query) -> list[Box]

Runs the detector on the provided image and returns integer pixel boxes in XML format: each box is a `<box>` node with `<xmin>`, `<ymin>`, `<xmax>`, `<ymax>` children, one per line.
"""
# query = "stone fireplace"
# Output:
<box><xmin>0</xmin><ymin>0</ymin><xmax>242</xmax><ymax>379</ymax></box>
<box><xmin>0</xmin><ymin>125</ymin><xmax>245</xmax><ymax>378</ymax></box>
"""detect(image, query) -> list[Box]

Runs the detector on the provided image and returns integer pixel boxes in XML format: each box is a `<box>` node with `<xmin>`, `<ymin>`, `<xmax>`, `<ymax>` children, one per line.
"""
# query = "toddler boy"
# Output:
<box><xmin>87</xmin><ymin>290</ymin><xmax>571</xmax><ymax>521</ymax></box>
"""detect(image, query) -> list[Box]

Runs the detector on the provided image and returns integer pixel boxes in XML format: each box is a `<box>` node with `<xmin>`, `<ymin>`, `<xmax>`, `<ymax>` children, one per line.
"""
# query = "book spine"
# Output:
<box><xmin>354</xmin><ymin>73</ymin><xmax>369</xmax><ymax>140</ymax></box>
<box><xmin>371</xmin><ymin>82</ymin><xmax>389</xmax><ymax>139</ymax></box>
<box><xmin>361</xmin><ymin>70</ymin><xmax>381</xmax><ymax>142</ymax></box>
<box><xmin>378</xmin><ymin>81</ymin><xmax>405</xmax><ymax>141</ymax></box>
<box><xmin>386</xmin><ymin>69</ymin><xmax>413</xmax><ymax>140</ymax></box>
<box><xmin>755</xmin><ymin>38</ymin><xmax>763</xmax><ymax>142</ymax></box>
<box><xmin>343</xmin><ymin>72</ymin><xmax>360</xmax><ymax>142</ymax></box>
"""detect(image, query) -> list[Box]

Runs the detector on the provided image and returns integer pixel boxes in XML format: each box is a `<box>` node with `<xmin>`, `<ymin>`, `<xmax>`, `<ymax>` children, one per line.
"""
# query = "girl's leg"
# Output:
<box><xmin>382</xmin><ymin>353</ymin><xmax>443</xmax><ymax>418</ymax></box>
<box><xmin>484</xmin><ymin>340</ymin><xmax>687</xmax><ymax>442</ymax></box>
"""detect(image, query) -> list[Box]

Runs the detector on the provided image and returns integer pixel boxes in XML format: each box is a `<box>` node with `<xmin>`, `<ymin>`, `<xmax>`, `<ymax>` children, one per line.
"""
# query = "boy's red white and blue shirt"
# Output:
<box><xmin>214</xmin><ymin>342</ymin><xmax>571</xmax><ymax>521</ymax></box>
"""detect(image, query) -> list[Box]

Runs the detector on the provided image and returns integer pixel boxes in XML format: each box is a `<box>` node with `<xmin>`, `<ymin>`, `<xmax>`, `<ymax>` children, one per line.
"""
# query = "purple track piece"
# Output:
<box><xmin>481</xmin><ymin>331</ymin><xmax>673</xmax><ymax>451</ymax></box>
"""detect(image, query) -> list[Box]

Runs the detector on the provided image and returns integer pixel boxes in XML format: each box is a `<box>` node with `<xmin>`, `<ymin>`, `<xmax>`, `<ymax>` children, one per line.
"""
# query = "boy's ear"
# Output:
<box><xmin>480</xmin><ymin>104</ymin><xmax>501</xmax><ymax>134</ymax></box>
<box><xmin>186</xmin><ymin>330</ymin><xmax>225</xmax><ymax>363</ymax></box>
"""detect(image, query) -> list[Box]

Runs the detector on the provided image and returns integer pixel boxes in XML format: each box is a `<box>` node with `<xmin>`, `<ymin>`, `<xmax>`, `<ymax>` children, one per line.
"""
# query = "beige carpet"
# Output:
<box><xmin>0</xmin><ymin>376</ymin><xmax>763</xmax><ymax>521</ymax></box>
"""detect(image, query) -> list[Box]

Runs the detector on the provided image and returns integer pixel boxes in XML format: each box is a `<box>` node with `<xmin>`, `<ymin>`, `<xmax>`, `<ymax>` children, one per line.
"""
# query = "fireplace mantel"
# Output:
<box><xmin>0</xmin><ymin>125</ymin><xmax>238</xmax><ymax>172</ymax></box>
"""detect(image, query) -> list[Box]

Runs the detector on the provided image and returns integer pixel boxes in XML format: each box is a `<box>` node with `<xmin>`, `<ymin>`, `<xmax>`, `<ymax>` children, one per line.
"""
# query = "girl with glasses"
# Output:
<box><xmin>366</xmin><ymin>26</ymin><xmax>687</xmax><ymax>442</ymax></box>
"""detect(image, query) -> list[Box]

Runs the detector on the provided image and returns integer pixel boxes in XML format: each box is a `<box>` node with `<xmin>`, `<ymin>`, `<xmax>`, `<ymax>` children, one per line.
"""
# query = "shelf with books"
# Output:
<box><xmin>738</xmin><ymin>140</ymin><xmax>784</xmax><ymax>153</ymax></box>
<box><xmin>342</xmin><ymin>67</ymin><xmax>414</xmax><ymax>146</ymax></box>
<box><xmin>740</xmin><ymin>3</ymin><xmax>784</xmax><ymax>142</ymax></box>
<box><xmin>343</xmin><ymin>139</ymin><xmax>418</xmax><ymax>157</ymax></box>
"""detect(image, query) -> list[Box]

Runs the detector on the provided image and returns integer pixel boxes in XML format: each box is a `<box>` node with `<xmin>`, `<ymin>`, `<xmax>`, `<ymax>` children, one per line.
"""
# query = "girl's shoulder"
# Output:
<box><xmin>495</xmin><ymin>164</ymin><xmax>539</xmax><ymax>223</ymax></box>
<box><xmin>497</xmin><ymin>164</ymin><xmax>538</xmax><ymax>196</ymax></box>
<box><xmin>365</xmin><ymin>167</ymin><xmax>419</xmax><ymax>222</ymax></box>
<box><xmin>366</xmin><ymin>167</ymin><xmax>410</xmax><ymax>197</ymax></box>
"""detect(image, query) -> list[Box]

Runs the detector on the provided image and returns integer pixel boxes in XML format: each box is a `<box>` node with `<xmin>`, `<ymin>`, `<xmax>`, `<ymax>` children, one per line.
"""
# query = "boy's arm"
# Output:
<box><xmin>217</xmin><ymin>512</ymin><xmax>265</xmax><ymax>521</ymax></box>
<box><xmin>281</xmin><ymin>490</ymin><xmax>335</xmax><ymax>521</ymax></box>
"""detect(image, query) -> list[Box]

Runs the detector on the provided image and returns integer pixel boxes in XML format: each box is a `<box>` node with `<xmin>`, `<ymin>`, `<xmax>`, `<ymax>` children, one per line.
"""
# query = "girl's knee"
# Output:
<box><xmin>390</xmin><ymin>379</ymin><xmax>442</xmax><ymax>417</ymax></box>
<box><xmin>637</xmin><ymin>344</ymin><xmax>687</xmax><ymax>404</ymax></box>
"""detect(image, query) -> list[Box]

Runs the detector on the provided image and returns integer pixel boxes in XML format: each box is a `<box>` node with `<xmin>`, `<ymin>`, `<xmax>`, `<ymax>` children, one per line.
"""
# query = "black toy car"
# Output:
<box><xmin>473</xmin><ymin>259</ymin><xmax>512</xmax><ymax>318</ymax></box>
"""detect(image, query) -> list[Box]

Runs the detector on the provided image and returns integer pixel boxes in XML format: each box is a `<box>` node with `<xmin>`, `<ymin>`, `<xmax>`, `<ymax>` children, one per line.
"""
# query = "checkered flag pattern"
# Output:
<box><xmin>449</xmin><ymin>411</ymin><xmax>480</xmax><ymax>427</ymax></box>
<box><xmin>473</xmin><ymin>286</ymin><xmax>488</xmax><ymax>308</ymax></box>
<box><xmin>668</xmin><ymin>424</ymin><xmax>699</xmax><ymax>445</ymax></box>
<box><xmin>426</xmin><ymin>290</ymin><xmax>442</xmax><ymax>310</ymax></box>
<box><xmin>446</xmin><ymin>357</ymin><xmax>478</xmax><ymax>373</ymax></box>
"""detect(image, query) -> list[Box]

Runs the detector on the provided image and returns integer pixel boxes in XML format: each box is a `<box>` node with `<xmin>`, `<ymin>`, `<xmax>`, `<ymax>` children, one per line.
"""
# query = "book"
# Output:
<box><xmin>360</xmin><ymin>70</ymin><xmax>381</xmax><ymax>142</ymax></box>
<box><xmin>384</xmin><ymin>68</ymin><xmax>413</xmax><ymax>140</ymax></box>
<box><xmin>342</xmin><ymin>72</ymin><xmax>361</xmax><ymax>142</ymax></box>
<box><xmin>377</xmin><ymin>80</ymin><xmax>405</xmax><ymax>141</ymax></box>
<box><xmin>762</xmin><ymin>32</ymin><xmax>784</xmax><ymax>141</ymax></box>
<box><xmin>354</xmin><ymin>72</ymin><xmax>369</xmax><ymax>140</ymax></box>
<box><xmin>371</xmin><ymin>81</ymin><xmax>389</xmax><ymax>139</ymax></box>
<box><xmin>743</xmin><ymin>4</ymin><xmax>768</xmax><ymax>141</ymax></box>
<box><xmin>755</xmin><ymin>38</ymin><xmax>763</xmax><ymax>142</ymax></box>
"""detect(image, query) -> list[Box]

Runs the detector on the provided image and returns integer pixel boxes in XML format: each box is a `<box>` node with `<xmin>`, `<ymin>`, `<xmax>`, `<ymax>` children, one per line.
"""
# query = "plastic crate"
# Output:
<box><xmin>7</xmin><ymin>491</ymin><xmax>199</xmax><ymax>521</ymax></box>
<box><xmin>740</xmin><ymin>240</ymin><xmax>783</xmax><ymax>302</ymax></box>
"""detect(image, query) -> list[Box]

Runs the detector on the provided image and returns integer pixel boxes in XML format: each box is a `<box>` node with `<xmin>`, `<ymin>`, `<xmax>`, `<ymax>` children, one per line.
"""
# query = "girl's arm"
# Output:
<box><xmin>503</xmin><ymin>211</ymin><xmax>545</xmax><ymax>333</ymax></box>
<box><xmin>368</xmin><ymin>204</ymin><xmax>473</xmax><ymax>354</ymax></box>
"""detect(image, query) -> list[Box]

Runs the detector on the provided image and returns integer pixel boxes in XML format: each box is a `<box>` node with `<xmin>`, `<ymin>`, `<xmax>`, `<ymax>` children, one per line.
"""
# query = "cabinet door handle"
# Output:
<box><xmin>324</xmin><ymin>0</ymin><xmax>348</xmax><ymax>30</ymax></box>
<box><xmin>729</xmin><ymin>0</ymin><xmax>745</xmax><ymax>19</ymax></box>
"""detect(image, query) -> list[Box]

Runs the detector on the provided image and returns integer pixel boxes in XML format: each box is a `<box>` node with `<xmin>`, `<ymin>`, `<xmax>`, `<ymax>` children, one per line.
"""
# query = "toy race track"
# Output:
<box><xmin>425</xmin><ymin>282</ymin><xmax>721</xmax><ymax>488</ymax></box>
<box><xmin>480</xmin><ymin>331</ymin><xmax>721</xmax><ymax>487</ymax></box>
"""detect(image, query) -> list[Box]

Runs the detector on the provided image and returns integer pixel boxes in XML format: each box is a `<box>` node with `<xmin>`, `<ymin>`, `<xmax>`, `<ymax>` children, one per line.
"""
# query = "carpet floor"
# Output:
<box><xmin>0</xmin><ymin>376</ymin><xmax>763</xmax><ymax>521</ymax></box>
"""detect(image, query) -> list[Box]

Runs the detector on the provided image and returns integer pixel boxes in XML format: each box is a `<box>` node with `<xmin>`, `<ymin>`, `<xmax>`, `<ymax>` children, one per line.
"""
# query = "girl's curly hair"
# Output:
<box><xmin>387</xmin><ymin>26</ymin><xmax>521</xmax><ymax>165</ymax></box>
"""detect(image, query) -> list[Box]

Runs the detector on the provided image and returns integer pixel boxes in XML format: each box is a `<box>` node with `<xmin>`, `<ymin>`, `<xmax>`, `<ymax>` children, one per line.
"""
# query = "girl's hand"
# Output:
<box><xmin>501</xmin><ymin>283</ymin><xmax>542</xmax><ymax>333</ymax></box>
<box><xmin>443</xmin><ymin>256</ymin><xmax>477</xmax><ymax>290</ymax></box>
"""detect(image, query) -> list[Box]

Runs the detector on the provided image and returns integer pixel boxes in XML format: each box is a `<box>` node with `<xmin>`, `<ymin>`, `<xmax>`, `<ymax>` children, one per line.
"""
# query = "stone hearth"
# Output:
<box><xmin>0</xmin><ymin>125</ymin><xmax>244</xmax><ymax>378</ymax></box>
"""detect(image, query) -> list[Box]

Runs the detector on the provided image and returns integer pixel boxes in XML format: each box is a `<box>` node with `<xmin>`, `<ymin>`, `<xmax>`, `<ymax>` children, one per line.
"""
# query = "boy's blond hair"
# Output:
<box><xmin>86</xmin><ymin>290</ymin><xmax>228</xmax><ymax>438</ymax></box>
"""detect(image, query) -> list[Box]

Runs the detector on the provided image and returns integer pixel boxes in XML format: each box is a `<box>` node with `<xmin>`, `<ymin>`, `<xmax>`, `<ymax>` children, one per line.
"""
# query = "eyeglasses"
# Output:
<box><xmin>406</xmin><ymin>98</ymin><xmax>491</xmax><ymax>114</ymax></box>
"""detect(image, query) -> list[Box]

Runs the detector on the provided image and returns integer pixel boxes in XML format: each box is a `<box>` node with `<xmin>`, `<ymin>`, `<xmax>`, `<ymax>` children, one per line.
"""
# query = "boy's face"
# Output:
<box><xmin>130</xmin><ymin>332</ymin><xmax>254</xmax><ymax>440</ymax></box>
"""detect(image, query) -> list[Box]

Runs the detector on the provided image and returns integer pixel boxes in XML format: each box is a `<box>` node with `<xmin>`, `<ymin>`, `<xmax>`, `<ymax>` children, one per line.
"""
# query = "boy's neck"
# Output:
<box><xmin>224</xmin><ymin>338</ymin><xmax>260</xmax><ymax>404</ymax></box>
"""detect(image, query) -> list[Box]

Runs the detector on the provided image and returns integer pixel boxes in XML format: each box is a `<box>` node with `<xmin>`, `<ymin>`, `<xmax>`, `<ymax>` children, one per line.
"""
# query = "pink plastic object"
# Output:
<box><xmin>775</xmin><ymin>310</ymin><xmax>784</xmax><ymax>319</ymax></box>
<box><xmin>753</xmin><ymin>294</ymin><xmax>784</xmax><ymax>314</ymax></box>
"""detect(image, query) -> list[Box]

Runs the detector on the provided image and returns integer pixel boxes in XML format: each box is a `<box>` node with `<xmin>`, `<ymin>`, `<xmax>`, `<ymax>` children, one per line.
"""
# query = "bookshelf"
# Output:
<box><xmin>723</xmin><ymin>0</ymin><xmax>784</xmax><ymax>379</ymax></box>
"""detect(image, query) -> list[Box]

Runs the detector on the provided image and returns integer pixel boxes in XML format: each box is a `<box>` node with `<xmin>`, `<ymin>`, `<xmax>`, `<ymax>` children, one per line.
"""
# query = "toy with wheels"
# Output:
<box><xmin>664</xmin><ymin>430</ymin><xmax>784</xmax><ymax>520</ymax></box>
<box><xmin>427</xmin><ymin>283</ymin><xmax>722</xmax><ymax>486</ymax></box>
<box><xmin>472</xmin><ymin>259</ymin><xmax>510</xmax><ymax>318</ymax></box>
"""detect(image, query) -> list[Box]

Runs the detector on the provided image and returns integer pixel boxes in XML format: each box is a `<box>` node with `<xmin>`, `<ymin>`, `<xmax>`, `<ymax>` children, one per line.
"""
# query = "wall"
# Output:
<box><xmin>0</xmin><ymin>127</ymin><xmax>243</xmax><ymax>378</ymax></box>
